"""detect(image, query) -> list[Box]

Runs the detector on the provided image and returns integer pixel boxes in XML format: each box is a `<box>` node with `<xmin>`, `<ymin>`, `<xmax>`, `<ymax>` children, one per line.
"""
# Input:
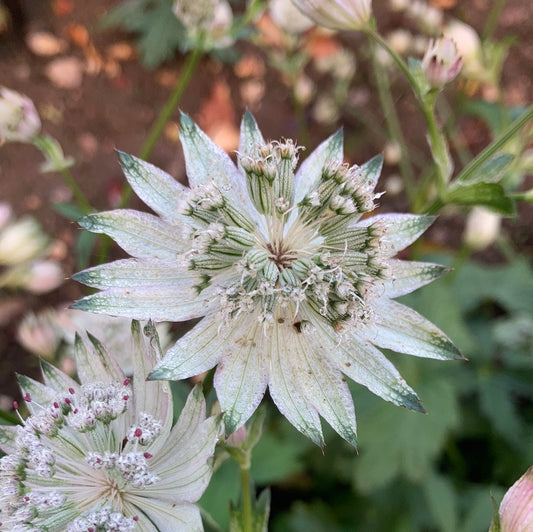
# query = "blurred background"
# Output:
<box><xmin>0</xmin><ymin>1</ymin><xmax>532</xmax><ymax>530</ymax></box>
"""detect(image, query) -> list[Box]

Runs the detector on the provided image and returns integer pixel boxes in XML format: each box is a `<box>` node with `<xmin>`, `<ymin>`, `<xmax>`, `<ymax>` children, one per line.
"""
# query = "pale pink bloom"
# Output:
<box><xmin>0</xmin><ymin>86</ymin><xmax>41</xmax><ymax>143</ymax></box>
<box><xmin>24</xmin><ymin>260</ymin><xmax>64</xmax><ymax>294</ymax></box>
<box><xmin>422</xmin><ymin>36</ymin><xmax>463</xmax><ymax>88</ymax></box>
<box><xmin>496</xmin><ymin>466</ymin><xmax>533</xmax><ymax>532</ymax></box>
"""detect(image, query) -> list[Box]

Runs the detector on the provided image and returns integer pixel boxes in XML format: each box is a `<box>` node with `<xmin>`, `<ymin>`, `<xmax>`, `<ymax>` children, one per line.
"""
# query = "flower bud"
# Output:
<box><xmin>463</xmin><ymin>207</ymin><xmax>501</xmax><ymax>251</ymax></box>
<box><xmin>0</xmin><ymin>86</ymin><xmax>41</xmax><ymax>143</ymax></box>
<box><xmin>291</xmin><ymin>0</ymin><xmax>372</xmax><ymax>32</ymax></box>
<box><xmin>494</xmin><ymin>466</ymin><xmax>533</xmax><ymax>532</ymax></box>
<box><xmin>0</xmin><ymin>217</ymin><xmax>49</xmax><ymax>265</ymax></box>
<box><xmin>270</xmin><ymin>0</ymin><xmax>314</xmax><ymax>34</ymax></box>
<box><xmin>444</xmin><ymin>20</ymin><xmax>483</xmax><ymax>79</ymax></box>
<box><xmin>23</xmin><ymin>260</ymin><xmax>64</xmax><ymax>293</ymax></box>
<box><xmin>422</xmin><ymin>36</ymin><xmax>463</xmax><ymax>89</ymax></box>
<box><xmin>17</xmin><ymin>311</ymin><xmax>62</xmax><ymax>359</ymax></box>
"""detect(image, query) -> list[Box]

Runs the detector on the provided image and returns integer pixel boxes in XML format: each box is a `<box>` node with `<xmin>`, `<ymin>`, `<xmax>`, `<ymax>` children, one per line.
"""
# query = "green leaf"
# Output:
<box><xmin>423</xmin><ymin>472</ymin><xmax>458</xmax><ymax>532</ymax></box>
<box><xmin>52</xmin><ymin>201</ymin><xmax>86</xmax><ymax>221</ymax></box>
<box><xmin>353</xmin><ymin>378</ymin><xmax>459</xmax><ymax>493</ymax></box>
<box><xmin>75</xmin><ymin>229</ymin><xmax>98</xmax><ymax>270</ymax></box>
<box><xmin>443</xmin><ymin>183</ymin><xmax>516</xmax><ymax>215</ymax></box>
<box><xmin>454</xmin><ymin>153</ymin><xmax>514</xmax><ymax>185</ymax></box>
<box><xmin>407</xmin><ymin>57</ymin><xmax>430</xmax><ymax>95</ymax></box>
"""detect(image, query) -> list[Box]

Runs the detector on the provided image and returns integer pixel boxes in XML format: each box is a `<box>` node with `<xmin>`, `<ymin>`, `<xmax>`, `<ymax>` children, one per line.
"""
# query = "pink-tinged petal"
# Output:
<box><xmin>79</xmin><ymin>210</ymin><xmax>188</xmax><ymax>260</ymax></box>
<box><xmin>381</xmin><ymin>259</ymin><xmax>450</xmax><ymax>298</ymax></box>
<box><xmin>370</xmin><ymin>299</ymin><xmax>463</xmax><ymax>360</ymax></box>
<box><xmin>268</xmin><ymin>316</ymin><xmax>324</xmax><ymax>447</ymax></box>
<box><xmin>72</xmin><ymin>285</ymin><xmax>213</xmax><ymax>322</ymax></box>
<box><xmin>498</xmin><ymin>466</ymin><xmax>533</xmax><ymax>532</ymax></box>
<box><xmin>215</xmin><ymin>317</ymin><xmax>269</xmax><ymax>434</ymax></box>
<box><xmin>356</xmin><ymin>214</ymin><xmax>435</xmax><ymax>256</ymax></box>
<box><xmin>73</xmin><ymin>259</ymin><xmax>199</xmax><ymax>290</ymax></box>
<box><xmin>117</xmin><ymin>151</ymin><xmax>187</xmax><ymax>224</ymax></box>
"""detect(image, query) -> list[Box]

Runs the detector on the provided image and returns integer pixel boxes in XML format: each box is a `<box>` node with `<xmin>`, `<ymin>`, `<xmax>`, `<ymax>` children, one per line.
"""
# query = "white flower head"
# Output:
<box><xmin>0</xmin><ymin>321</ymin><xmax>221</xmax><ymax>531</ymax></box>
<box><xmin>74</xmin><ymin>112</ymin><xmax>462</xmax><ymax>448</ymax></box>
<box><xmin>290</xmin><ymin>0</ymin><xmax>372</xmax><ymax>32</ymax></box>
<box><xmin>0</xmin><ymin>87</ymin><xmax>41</xmax><ymax>144</ymax></box>
<box><xmin>270</xmin><ymin>0</ymin><xmax>315</xmax><ymax>34</ymax></box>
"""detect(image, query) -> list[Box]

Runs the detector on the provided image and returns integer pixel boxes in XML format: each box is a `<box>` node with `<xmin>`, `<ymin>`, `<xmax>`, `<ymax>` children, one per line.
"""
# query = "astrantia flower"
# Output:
<box><xmin>422</xmin><ymin>36</ymin><xmax>463</xmax><ymax>89</ymax></box>
<box><xmin>0</xmin><ymin>322</ymin><xmax>220</xmax><ymax>531</ymax></box>
<box><xmin>73</xmin><ymin>112</ymin><xmax>462</xmax><ymax>447</ymax></box>
<box><xmin>290</xmin><ymin>0</ymin><xmax>372</xmax><ymax>32</ymax></box>
<box><xmin>0</xmin><ymin>87</ymin><xmax>41</xmax><ymax>144</ymax></box>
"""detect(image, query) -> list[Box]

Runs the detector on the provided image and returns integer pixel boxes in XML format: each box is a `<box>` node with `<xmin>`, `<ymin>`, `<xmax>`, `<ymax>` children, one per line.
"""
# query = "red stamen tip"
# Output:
<box><xmin>134</xmin><ymin>428</ymin><xmax>142</xmax><ymax>438</ymax></box>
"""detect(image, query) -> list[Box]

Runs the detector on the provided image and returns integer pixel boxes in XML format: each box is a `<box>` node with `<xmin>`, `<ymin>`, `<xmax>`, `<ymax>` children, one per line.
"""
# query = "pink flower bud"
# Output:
<box><xmin>497</xmin><ymin>466</ymin><xmax>533</xmax><ymax>532</ymax></box>
<box><xmin>422</xmin><ymin>36</ymin><xmax>463</xmax><ymax>89</ymax></box>
<box><xmin>0</xmin><ymin>87</ymin><xmax>41</xmax><ymax>143</ymax></box>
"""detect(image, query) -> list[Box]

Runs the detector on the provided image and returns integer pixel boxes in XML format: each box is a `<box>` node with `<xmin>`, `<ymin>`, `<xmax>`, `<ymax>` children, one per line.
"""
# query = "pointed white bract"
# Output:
<box><xmin>0</xmin><ymin>322</ymin><xmax>220</xmax><ymax>531</ymax></box>
<box><xmin>74</xmin><ymin>112</ymin><xmax>461</xmax><ymax>447</ymax></box>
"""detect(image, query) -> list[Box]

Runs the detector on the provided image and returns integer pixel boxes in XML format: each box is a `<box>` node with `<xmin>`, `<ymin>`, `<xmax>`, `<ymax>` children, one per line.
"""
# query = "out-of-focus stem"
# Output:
<box><xmin>483</xmin><ymin>0</ymin><xmax>507</xmax><ymax>41</ymax></box>
<box><xmin>240</xmin><ymin>463</ymin><xmax>253</xmax><ymax>532</ymax></box>
<box><xmin>369</xmin><ymin>40</ymin><xmax>415</xmax><ymax>204</ymax></box>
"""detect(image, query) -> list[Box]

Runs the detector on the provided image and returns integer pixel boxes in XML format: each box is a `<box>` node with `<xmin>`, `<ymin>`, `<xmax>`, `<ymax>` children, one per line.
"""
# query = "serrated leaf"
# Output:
<box><xmin>444</xmin><ymin>183</ymin><xmax>516</xmax><ymax>215</ymax></box>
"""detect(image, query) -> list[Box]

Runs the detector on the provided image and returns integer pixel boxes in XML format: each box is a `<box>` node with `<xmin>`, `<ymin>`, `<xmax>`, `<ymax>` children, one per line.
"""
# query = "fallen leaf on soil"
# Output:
<box><xmin>106</xmin><ymin>42</ymin><xmax>136</xmax><ymax>62</ymax></box>
<box><xmin>430</xmin><ymin>0</ymin><xmax>457</xmax><ymax>8</ymax></box>
<box><xmin>77</xmin><ymin>132</ymin><xmax>99</xmax><ymax>158</ymax></box>
<box><xmin>66</xmin><ymin>23</ymin><xmax>90</xmax><ymax>48</ymax></box>
<box><xmin>45</xmin><ymin>56</ymin><xmax>84</xmax><ymax>89</ymax></box>
<box><xmin>195</xmin><ymin>79</ymin><xmax>239</xmax><ymax>153</ymax></box>
<box><xmin>254</xmin><ymin>13</ymin><xmax>287</xmax><ymax>48</ymax></box>
<box><xmin>164</xmin><ymin>122</ymin><xmax>180</xmax><ymax>143</ymax></box>
<box><xmin>52</xmin><ymin>0</ymin><xmax>74</xmax><ymax>17</ymax></box>
<box><xmin>26</xmin><ymin>31</ymin><xmax>67</xmax><ymax>56</ymax></box>
<box><xmin>305</xmin><ymin>32</ymin><xmax>342</xmax><ymax>60</ymax></box>
<box><xmin>234</xmin><ymin>53</ymin><xmax>266</xmax><ymax>79</ymax></box>
<box><xmin>155</xmin><ymin>69</ymin><xmax>178</xmax><ymax>88</ymax></box>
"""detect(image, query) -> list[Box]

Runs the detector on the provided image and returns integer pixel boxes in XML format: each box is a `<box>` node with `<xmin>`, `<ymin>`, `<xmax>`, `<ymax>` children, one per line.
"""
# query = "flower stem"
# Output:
<box><xmin>368</xmin><ymin>39</ymin><xmax>415</xmax><ymax>204</ymax></box>
<box><xmin>482</xmin><ymin>0</ymin><xmax>507</xmax><ymax>41</ymax></box>
<box><xmin>119</xmin><ymin>46</ymin><xmax>203</xmax><ymax>209</ymax></box>
<box><xmin>365</xmin><ymin>27</ymin><xmax>453</xmax><ymax>195</ymax></box>
<box><xmin>240</xmin><ymin>462</ymin><xmax>253</xmax><ymax>532</ymax></box>
<box><xmin>59</xmin><ymin>167</ymin><xmax>93</xmax><ymax>214</ymax></box>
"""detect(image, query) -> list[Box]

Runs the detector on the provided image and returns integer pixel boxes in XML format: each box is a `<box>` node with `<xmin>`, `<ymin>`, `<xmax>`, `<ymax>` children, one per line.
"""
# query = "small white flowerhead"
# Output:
<box><xmin>290</xmin><ymin>0</ymin><xmax>372</xmax><ymax>32</ymax></box>
<box><xmin>0</xmin><ymin>87</ymin><xmax>41</xmax><ymax>144</ymax></box>
<box><xmin>0</xmin><ymin>321</ymin><xmax>221</xmax><ymax>531</ymax></box>
<box><xmin>422</xmin><ymin>36</ymin><xmax>463</xmax><ymax>89</ymax></box>
<box><xmin>17</xmin><ymin>310</ymin><xmax>63</xmax><ymax>359</ymax></box>
<box><xmin>173</xmin><ymin>0</ymin><xmax>234</xmax><ymax>49</ymax></box>
<box><xmin>74</xmin><ymin>112</ymin><xmax>462</xmax><ymax>448</ymax></box>
<box><xmin>0</xmin><ymin>217</ymin><xmax>49</xmax><ymax>266</ymax></box>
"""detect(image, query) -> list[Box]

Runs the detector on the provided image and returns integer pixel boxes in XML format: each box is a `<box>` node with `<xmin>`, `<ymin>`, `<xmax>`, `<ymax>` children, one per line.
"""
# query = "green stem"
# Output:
<box><xmin>59</xmin><ymin>167</ymin><xmax>93</xmax><ymax>214</ymax></box>
<box><xmin>482</xmin><ymin>0</ymin><xmax>507</xmax><ymax>41</ymax></box>
<box><xmin>369</xmin><ymin>39</ymin><xmax>416</xmax><ymax>204</ymax></box>
<box><xmin>240</xmin><ymin>462</ymin><xmax>253</xmax><ymax>532</ymax></box>
<box><xmin>365</xmin><ymin>27</ymin><xmax>453</xmax><ymax>195</ymax></box>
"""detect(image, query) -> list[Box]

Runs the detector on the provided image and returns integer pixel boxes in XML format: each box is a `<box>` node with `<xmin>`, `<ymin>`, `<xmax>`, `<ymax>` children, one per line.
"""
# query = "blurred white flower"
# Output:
<box><xmin>291</xmin><ymin>0</ymin><xmax>372</xmax><ymax>32</ymax></box>
<box><xmin>0</xmin><ymin>203</ymin><xmax>12</xmax><ymax>232</ymax></box>
<box><xmin>16</xmin><ymin>310</ymin><xmax>63</xmax><ymax>359</ymax></box>
<box><xmin>0</xmin><ymin>216</ymin><xmax>49</xmax><ymax>266</ymax></box>
<box><xmin>444</xmin><ymin>19</ymin><xmax>483</xmax><ymax>79</ymax></box>
<box><xmin>0</xmin><ymin>322</ymin><xmax>221</xmax><ymax>531</ymax></box>
<box><xmin>270</xmin><ymin>0</ymin><xmax>314</xmax><ymax>34</ymax></box>
<box><xmin>173</xmin><ymin>0</ymin><xmax>234</xmax><ymax>49</ymax></box>
<box><xmin>0</xmin><ymin>87</ymin><xmax>41</xmax><ymax>143</ymax></box>
<box><xmin>387</xmin><ymin>29</ymin><xmax>413</xmax><ymax>56</ymax></box>
<box><xmin>24</xmin><ymin>260</ymin><xmax>64</xmax><ymax>294</ymax></box>
<box><xmin>463</xmin><ymin>206</ymin><xmax>501</xmax><ymax>251</ymax></box>
<box><xmin>422</xmin><ymin>36</ymin><xmax>463</xmax><ymax>89</ymax></box>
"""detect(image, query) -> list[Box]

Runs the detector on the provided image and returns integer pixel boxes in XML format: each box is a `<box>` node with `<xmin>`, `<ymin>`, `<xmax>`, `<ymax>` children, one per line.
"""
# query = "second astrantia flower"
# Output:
<box><xmin>74</xmin><ymin>112</ymin><xmax>462</xmax><ymax>447</ymax></box>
